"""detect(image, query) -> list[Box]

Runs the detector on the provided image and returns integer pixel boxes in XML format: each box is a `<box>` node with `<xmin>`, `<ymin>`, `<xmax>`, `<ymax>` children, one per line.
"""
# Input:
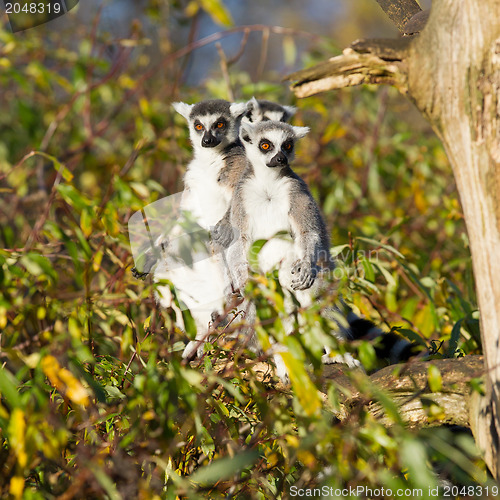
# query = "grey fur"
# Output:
<box><xmin>214</xmin><ymin>121</ymin><xmax>332</xmax><ymax>287</ymax></box>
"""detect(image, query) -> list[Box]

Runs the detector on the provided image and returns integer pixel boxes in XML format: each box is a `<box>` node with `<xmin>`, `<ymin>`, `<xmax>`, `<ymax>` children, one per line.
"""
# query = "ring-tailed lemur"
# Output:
<box><xmin>212</xmin><ymin>120</ymin><xmax>348</xmax><ymax>380</ymax></box>
<box><xmin>149</xmin><ymin>99</ymin><xmax>297</xmax><ymax>360</ymax></box>
<box><xmin>132</xmin><ymin>98</ymin><xmax>296</xmax><ymax>279</ymax></box>
<box><xmin>213</xmin><ymin>121</ymin><xmax>419</xmax><ymax>380</ymax></box>
<box><xmin>215</xmin><ymin>121</ymin><xmax>332</xmax><ymax>291</ymax></box>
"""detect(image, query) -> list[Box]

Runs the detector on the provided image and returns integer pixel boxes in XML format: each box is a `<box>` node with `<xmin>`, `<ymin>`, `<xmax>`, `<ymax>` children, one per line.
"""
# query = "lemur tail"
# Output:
<box><xmin>345</xmin><ymin>312</ymin><xmax>420</xmax><ymax>364</ymax></box>
<box><xmin>332</xmin><ymin>301</ymin><xmax>422</xmax><ymax>365</ymax></box>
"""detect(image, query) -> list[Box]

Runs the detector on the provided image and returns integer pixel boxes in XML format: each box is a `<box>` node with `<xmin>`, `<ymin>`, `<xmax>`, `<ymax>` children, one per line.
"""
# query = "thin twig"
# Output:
<box><xmin>256</xmin><ymin>27</ymin><xmax>270</xmax><ymax>81</ymax></box>
<box><xmin>227</xmin><ymin>28</ymin><xmax>251</xmax><ymax>65</ymax></box>
<box><xmin>216</xmin><ymin>42</ymin><xmax>234</xmax><ymax>101</ymax></box>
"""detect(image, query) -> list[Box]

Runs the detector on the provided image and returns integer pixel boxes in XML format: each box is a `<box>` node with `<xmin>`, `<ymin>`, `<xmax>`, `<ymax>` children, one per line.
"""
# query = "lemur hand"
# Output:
<box><xmin>290</xmin><ymin>259</ymin><xmax>317</xmax><ymax>290</ymax></box>
<box><xmin>132</xmin><ymin>267</ymin><xmax>150</xmax><ymax>280</ymax></box>
<box><xmin>211</xmin><ymin>221</ymin><xmax>235</xmax><ymax>248</ymax></box>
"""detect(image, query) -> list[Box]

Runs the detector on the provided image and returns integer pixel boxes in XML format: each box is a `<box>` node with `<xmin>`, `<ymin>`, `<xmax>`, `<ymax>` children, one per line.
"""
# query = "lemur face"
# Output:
<box><xmin>242</xmin><ymin>97</ymin><xmax>296</xmax><ymax>125</ymax></box>
<box><xmin>240</xmin><ymin>121</ymin><xmax>309</xmax><ymax>169</ymax></box>
<box><xmin>173</xmin><ymin>100</ymin><xmax>246</xmax><ymax>150</ymax></box>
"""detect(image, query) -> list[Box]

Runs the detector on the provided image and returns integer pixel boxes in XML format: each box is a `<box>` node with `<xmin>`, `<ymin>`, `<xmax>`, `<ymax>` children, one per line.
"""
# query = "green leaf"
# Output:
<box><xmin>282</xmin><ymin>36</ymin><xmax>297</xmax><ymax>66</ymax></box>
<box><xmin>358</xmin><ymin>341</ymin><xmax>376</xmax><ymax>371</ymax></box>
<box><xmin>427</xmin><ymin>364</ymin><xmax>442</xmax><ymax>392</ymax></box>
<box><xmin>446</xmin><ymin>319</ymin><xmax>463</xmax><ymax>358</ymax></box>
<box><xmin>371</xmin><ymin>261</ymin><xmax>396</xmax><ymax>287</ymax></box>
<box><xmin>87</xmin><ymin>462</ymin><xmax>121</xmax><ymax>500</ymax></box>
<box><xmin>393</xmin><ymin>327</ymin><xmax>428</xmax><ymax>349</ymax></box>
<box><xmin>32</xmin><ymin>151</ymin><xmax>73</xmax><ymax>181</ymax></box>
<box><xmin>247</xmin><ymin>238</ymin><xmax>267</xmax><ymax>271</ymax></box>
<box><xmin>57</xmin><ymin>184</ymin><xmax>91</xmax><ymax>211</ymax></box>
<box><xmin>104</xmin><ymin>385</ymin><xmax>126</xmax><ymax>401</ymax></box>
<box><xmin>356</xmin><ymin>236</ymin><xmax>404</xmax><ymax>259</ymax></box>
<box><xmin>400</xmin><ymin>438</ymin><xmax>438</xmax><ymax>490</ymax></box>
<box><xmin>361</xmin><ymin>257</ymin><xmax>375</xmax><ymax>282</ymax></box>
<box><xmin>189</xmin><ymin>450</ymin><xmax>259</xmax><ymax>486</ymax></box>
<box><xmin>0</xmin><ymin>367</ymin><xmax>21</xmax><ymax>408</ymax></box>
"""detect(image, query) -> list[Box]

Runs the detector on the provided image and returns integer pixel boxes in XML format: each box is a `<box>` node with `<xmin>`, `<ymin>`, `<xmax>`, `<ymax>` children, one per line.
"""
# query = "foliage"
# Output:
<box><xmin>0</xmin><ymin>6</ymin><xmax>490</xmax><ymax>499</ymax></box>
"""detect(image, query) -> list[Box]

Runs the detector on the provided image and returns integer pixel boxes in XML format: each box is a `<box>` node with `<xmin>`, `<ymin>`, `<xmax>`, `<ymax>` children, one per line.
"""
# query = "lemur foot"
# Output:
<box><xmin>290</xmin><ymin>259</ymin><xmax>317</xmax><ymax>290</ymax></box>
<box><xmin>182</xmin><ymin>340</ymin><xmax>205</xmax><ymax>361</ymax></box>
<box><xmin>321</xmin><ymin>352</ymin><xmax>363</xmax><ymax>369</ymax></box>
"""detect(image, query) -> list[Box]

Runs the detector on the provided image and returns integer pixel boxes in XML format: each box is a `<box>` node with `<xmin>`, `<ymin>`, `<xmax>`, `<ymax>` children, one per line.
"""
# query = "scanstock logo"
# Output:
<box><xmin>2</xmin><ymin>1</ymin><xmax>78</xmax><ymax>32</ymax></box>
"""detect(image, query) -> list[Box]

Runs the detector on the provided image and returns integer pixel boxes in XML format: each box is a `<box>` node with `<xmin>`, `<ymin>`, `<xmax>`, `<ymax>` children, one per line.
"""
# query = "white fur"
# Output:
<box><xmin>156</xmin><ymin>103</ymin><xmax>302</xmax><ymax>362</ymax></box>
<box><xmin>230</xmin><ymin>102</ymin><xmax>247</xmax><ymax>118</ymax></box>
<box><xmin>155</xmin><ymin>108</ymin><xmax>237</xmax><ymax>353</ymax></box>
<box><xmin>182</xmin><ymin>152</ymin><xmax>232</xmax><ymax>229</ymax></box>
<box><xmin>172</xmin><ymin>102</ymin><xmax>193</xmax><ymax>120</ymax></box>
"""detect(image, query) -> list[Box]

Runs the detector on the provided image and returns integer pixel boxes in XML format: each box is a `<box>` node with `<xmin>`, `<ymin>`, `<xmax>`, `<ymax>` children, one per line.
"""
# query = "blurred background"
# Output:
<box><xmin>0</xmin><ymin>1</ymin><xmax>485</xmax><ymax>498</ymax></box>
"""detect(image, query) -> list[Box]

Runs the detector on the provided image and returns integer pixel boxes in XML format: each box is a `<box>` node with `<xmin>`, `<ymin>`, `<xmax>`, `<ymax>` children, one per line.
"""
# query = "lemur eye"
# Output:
<box><xmin>260</xmin><ymin>142</ymin><xmax>271</xmax><ymax>151</ymax></box>
<box><xmin>283</xmin><ymin>142</ymin><xmax>293</xmax><ymax>151</ymax></box>
<box><xmin>195</xmin><ymin>123</ymin><xmax>204</xmax><ymax>131</ymax></box>
<box><xmin>217</xmin><ymin>121</ymin><xmax>225</xmax><ymax>129</ymax></box>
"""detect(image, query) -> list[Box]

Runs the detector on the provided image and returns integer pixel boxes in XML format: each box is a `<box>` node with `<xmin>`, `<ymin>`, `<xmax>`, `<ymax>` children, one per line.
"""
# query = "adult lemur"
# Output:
<box><xmin>148</xmin><ymin>99</ymin><xmax>296</xmax><ymax>360</ymax></box>
<box><xmin>213</xmin><ymin>120</ymin><xmax>369</xmax><ymax>380</ymax></box>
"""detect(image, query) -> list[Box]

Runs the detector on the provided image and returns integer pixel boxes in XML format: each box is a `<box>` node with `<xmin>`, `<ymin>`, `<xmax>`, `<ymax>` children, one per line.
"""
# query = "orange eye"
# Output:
<box><xmin>261</xmin><ymin>142</ymin><xmax>270</xmax><ymax>150</ymax></box>
<box><xmin>195</xmin><ymin>123</ymin><xmax>204</xmax><ymax>131</ymax></box>
<box><xmin>283</xmin><ymin>142</ymin><xmax>292</xmax><ymax>151</ymax></box>
<box><xmin>217</xmin><ymin>121</ymin><xmax>225</xmax><ymax>128</ymax></box>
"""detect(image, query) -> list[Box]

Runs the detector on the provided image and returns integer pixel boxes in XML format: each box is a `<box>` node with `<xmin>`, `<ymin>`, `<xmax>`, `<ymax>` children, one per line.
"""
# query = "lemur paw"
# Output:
<box><xmin>290</xmin><ymin>259</ymin><xmax>317</xmax><ymax>290</ymax></box>
<box><xmin>211</xmin><ymin>221</ymin><xmax>235</xmax><ymax>248</ymax></box>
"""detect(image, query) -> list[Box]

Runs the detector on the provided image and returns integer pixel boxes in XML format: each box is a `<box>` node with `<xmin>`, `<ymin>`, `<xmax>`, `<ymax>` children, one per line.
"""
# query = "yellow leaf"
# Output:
<box><xmin>185</xmin><ymin>1</ymin><xmax>199</xmax><ymax>17</ymax></box>
<box><xmin>199</xmin><ymin>0</ymin><xmax>233</xmax><ymax>26</ymax></box>
<box><xmin>143</xmin><ymin>410</ymin><xmax>156</xmax><ymax>421</ymax></box>
<box><xmin>80</xmin><ymin>209</ymin><xmax>93</xmax><ymax>237</ymax></box>
<box><xmin>92</xmin><ymin>249</ymin><xmax>103</xmax><ymax>272</ymax></box>
<box><xmin>9</xmin><ymin>476</ymin><xmax>24</xmax><ymax>500</ymax></box>
<box><xmin>42</xmin><ymin>355</ymin><xmax>90</xmax><ymax>407</ymax></box>
<box><xmin>0</xmin><ymin>306</ymin><xmax>6</xmax><ymax>329</ymax></box>
<box><xmin>279</xmin><ymin>352</ymin><xmax>321</xmax><ymax>417</ymax></box>
<box><xmin>8</xmin><ymin>409</ymin><xmax>27</xmax><ymax>468</ymax></box>
<box><xmin>58</xmin><ymin>368</ymin><xmax>90</xmax><ymax>407</ymax></box>
<box><xmin>297</xmin><ymin>449</ymin><xmax>316</xmax><ymax>468</ymax></box>
<box><xmin>427</xmin><ymin>364</ymin><xmax>442</xmax><ymax>392</ymax></box>
<box><xmin>413</xmin><ymin>182</ymin><xmax>428</xmax><ymax>213</ymax></box>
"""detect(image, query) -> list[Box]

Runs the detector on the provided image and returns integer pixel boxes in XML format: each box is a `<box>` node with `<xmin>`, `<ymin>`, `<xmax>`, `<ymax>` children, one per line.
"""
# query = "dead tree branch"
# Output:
<box><xmin>287</xmin><ymin>39</ymin><xmax>411</xmax><ymax>98</ymax></box>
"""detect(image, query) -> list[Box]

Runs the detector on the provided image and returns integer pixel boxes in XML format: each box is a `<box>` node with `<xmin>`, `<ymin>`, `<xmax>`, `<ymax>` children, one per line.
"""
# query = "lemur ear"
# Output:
<box><xmin>282</xmin><ymin>105</ymin><xmax>297</xmax><ymax>121</ymax></box>
<box><xmin>240</xmin><ymin>121</ymin><xmax>254</xmax><ymax>143</ymax></box>
<box><xmin>246</xmin><ymin>96</ymin><xmax>259</xmax><ymax>113</ymax></box>
<box><xmin>172</xmin><ymin>102</ymin><xmax>194</xmax><ymax>120</ymax></box>
<box><xmin>292</xmin><ymin>126</ymin><xmax>309</xmax><ymax>139</ymax></box>
<box><xmin>230</xmin><ymin>102</ymin><xmax>247</xmax><ymax>118</ymax></box>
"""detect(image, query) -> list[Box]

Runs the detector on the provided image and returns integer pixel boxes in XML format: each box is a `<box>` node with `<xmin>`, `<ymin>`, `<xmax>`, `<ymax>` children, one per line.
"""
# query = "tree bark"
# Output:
<box><xmin>287</xmin><ymin>0</ymin><xmax>500</xmax><ymax>477</ymax></box>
